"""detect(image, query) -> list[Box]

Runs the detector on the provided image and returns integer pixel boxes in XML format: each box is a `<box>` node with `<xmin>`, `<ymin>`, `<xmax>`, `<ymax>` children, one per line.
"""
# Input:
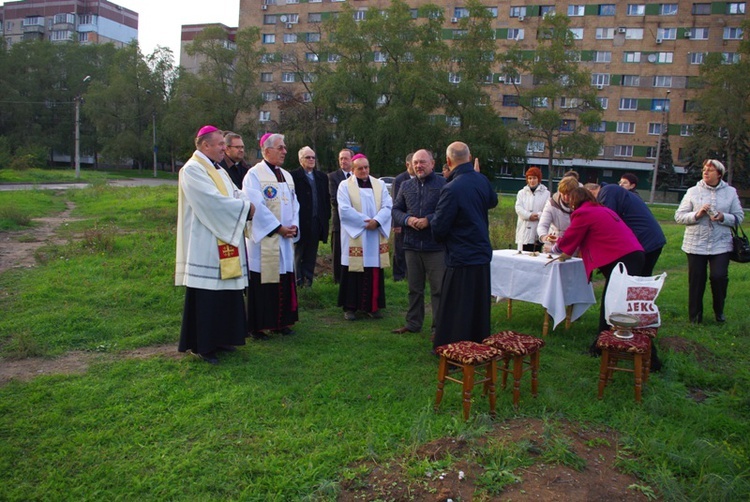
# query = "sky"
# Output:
<box><xmin>0</xmin><ymin>0</ymin><xmax>240</xmax><ymax>62</ymax></box>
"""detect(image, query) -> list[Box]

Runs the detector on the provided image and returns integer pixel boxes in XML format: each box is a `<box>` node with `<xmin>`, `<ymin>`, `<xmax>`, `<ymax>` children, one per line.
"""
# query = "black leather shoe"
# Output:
<box><xmin>196</xmin><ymin>352</ymin><xmax>219</xmax><ymax>365</ymax></box>
<box><xmin>391</xmin><ymin>326</ymin><xmax>418</xmax><ymax>334</ymax></box>
<box><xmin>251</xmin><ymin>331</ymin><xmax>270</xmax><ymax>340</ymax></box>
<box><xmin>716</xmin><ymin>313</ymin><xmax>726</xmax><ymax>323</ymax></box>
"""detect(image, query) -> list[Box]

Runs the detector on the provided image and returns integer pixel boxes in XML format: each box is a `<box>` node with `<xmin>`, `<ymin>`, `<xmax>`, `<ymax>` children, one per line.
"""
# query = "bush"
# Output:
<box><xmin>8</xmin><ymin>145</ymin><xmax>48</xmax><ymax>170</ymax></box>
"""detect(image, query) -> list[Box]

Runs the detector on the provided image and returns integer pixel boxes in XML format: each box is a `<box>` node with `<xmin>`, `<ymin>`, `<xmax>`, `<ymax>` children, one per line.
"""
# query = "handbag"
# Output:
<box><xmin>730</xmin><ymin>224</ymin><xmax>750</xmax><ymax>263</ymax></box>
<box><xmin>604</xmin><ymin>262</ymin><xmax>667</xmax><ymax>328</ymax></box>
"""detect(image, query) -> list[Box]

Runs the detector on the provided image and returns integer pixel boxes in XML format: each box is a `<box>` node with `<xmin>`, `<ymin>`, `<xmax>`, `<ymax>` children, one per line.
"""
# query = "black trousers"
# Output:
<box><xmin>294</xmin><ymin>217</ymin><xmax>322</xmax><ymax>287</ymax></box>
<box><xmin>686</xmin><ymin>252</ymin><xmax>730</xmax><ymax>323</ymax></box>
<box><xmin>597</xmin><ymin>250</ymin><xmax>646</xmax><ymax>333</ymax></box>
<box><xmin>642</xmin><ymin>246</ymin><xmax>663</xmax><ymax>276</ymax></box>
<box><xmin>392</xmin><ymin>230</ymin><xmax>407</xmax><ymax>281</ymax></box>
<box><xmin>331</xmin><ymin>230</ymin><xmax>342</xmax><ymax>284</ymax></box>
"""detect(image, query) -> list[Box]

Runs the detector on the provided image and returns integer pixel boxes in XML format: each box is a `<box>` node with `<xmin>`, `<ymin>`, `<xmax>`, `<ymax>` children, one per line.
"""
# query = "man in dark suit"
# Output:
<box><xmin>328</xmin><ymin>148</ymin><xmax>353</xmax><ymax>284</ymax></box>
<box><xmin>291</xmin><ymin>146</ymin><xmax>331</xmax><ymax>287</ymax></box>
<box><xmin>218</xmin><ymin>131</ymin><xmax>249</xmax><ymax>189</ymax></box>
<box><xmin>391</xmin><ymin>152</ymin><xmax>414</xmax><ymax>281</ymax></box>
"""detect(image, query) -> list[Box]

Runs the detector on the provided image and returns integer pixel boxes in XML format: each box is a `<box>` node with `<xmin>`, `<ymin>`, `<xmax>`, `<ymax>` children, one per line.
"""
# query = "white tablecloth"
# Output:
<box><xmin>490</xmin><ymin>249</ymin><xmax>596</xmax><ymax>330</ymax></box>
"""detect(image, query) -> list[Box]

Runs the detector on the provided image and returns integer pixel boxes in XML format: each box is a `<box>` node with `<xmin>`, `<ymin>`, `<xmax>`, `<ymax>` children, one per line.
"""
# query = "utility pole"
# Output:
<box><xmin>649</xmin><ymin>89</ymin><xmax>670</xmax><ymax>204</ymax></box>
<box><xmin>152</xmin><ymin>110</ymin><xmax>158</xmax><ymax>178</ymax></box>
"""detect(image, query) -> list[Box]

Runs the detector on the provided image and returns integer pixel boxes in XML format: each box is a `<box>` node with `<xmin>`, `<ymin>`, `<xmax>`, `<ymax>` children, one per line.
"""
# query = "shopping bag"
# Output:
<box><xmin>604</xmin><ymin>262</ymin><xmax>666</xmax><ymax>328</ymax></box>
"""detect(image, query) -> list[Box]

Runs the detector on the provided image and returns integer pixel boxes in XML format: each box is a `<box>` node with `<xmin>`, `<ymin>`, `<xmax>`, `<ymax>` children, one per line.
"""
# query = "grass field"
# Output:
<box><xmin>0</xmin><ymin>182</ymin><xmax>748</xmax><ymax>500</ymax></box>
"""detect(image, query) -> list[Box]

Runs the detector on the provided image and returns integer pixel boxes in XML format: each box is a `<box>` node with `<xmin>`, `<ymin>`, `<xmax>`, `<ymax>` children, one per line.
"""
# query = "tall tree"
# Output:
<box><xmin>501</xmin><ymin>14</ymin><xmax>602</xmax><ymax>189</ymax></box>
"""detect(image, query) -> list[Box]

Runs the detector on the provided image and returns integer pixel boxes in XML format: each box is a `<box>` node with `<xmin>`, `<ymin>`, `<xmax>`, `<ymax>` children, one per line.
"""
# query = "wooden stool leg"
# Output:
<box><xmin>565</xmin><ymin>305</ymin><xmax>573</xmax><ymax>329</ymax></box>
<box><xmin>634</xmin><ymin>354</ymin><xmax>643</xmax><ymax>403</ymax></box>
<box><xmin>542</xmin><ymin>310</ymin><xmax>549</xmax><ymax>336</ymax></box>
<box><xmin>434</xmin><ymin>356</ymin><xmax>448</xmax><ymax>411</ymax></box>
<box><xmin>507</xmin><ymin>299</ymin><xmax>513</xmax><ymax>319</ymax></box>
<box><xmin>598</xmin><ymin>350</ymin><xmax>610</xmax><ymax>399</ymax></box>
<box><xmin>512</xmin><ymin>355</ymin><xmax>523</xmax><ymax>407</ymax></box>
<box><xmin>530</xmin><ymin>350</ymin><xmax>540</xmax><ymax>398</ymax></box>
<box><xmin>487</xmin><ymin>360</ymin><xmax>497</xmax><ymax>417</ymax></box>
<box><xmin>462</xmin><ymin>365</ymin><xmax>475</xmax><ymax>421</ymax></box>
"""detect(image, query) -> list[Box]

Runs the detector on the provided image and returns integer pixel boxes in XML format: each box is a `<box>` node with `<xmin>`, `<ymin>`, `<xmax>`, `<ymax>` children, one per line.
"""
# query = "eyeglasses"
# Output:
<box><xmin>228</xmin><ymin>145</ymin><xmax>245</xmax><ymax>149</ymax></box>
<box><xmin>304</xmin><ymin>156</ymin><xmax>316</xmax><ymax>160</ymax></box>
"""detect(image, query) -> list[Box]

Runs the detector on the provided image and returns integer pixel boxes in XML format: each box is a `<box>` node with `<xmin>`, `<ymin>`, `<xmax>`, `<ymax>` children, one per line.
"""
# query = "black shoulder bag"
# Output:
<box><xmin>730</xmin><ymin>224</ymin><xmax>750</xmax><ymax>263</ymax></box>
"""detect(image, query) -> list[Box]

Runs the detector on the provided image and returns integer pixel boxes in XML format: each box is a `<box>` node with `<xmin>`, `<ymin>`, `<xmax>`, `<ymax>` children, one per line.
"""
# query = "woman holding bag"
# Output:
<box><xmin>675</xmin><ymin>159</ymin><xmax>744</xmax><ymax>323</ymax></box>
<box><xmin>552</xmin><ymin>187</ymin><xmax>644</xmax><ymax>353</ymax></box>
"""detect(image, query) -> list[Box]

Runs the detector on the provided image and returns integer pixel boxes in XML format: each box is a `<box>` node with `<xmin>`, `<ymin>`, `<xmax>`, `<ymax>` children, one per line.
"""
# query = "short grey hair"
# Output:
<box><xmin>298</xmin><ymin>146</ymin><xmax>315</xmax><ymax>163</ymax></box>
<box><xmin>262</xmin><ymin>133</ymin><xmax>284</xmax><ymax>150</ymax></box>
<box><xmin>703</xmin><ymin>159</ymin><xmax>726</xmax><ymax>177</ymax></box>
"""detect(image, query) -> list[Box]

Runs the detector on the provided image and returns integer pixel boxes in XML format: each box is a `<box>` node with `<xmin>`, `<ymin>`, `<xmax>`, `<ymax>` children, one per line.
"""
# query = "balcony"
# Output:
<box><xmin>22</xmin><ymin>24</ymin><xmax>45</xmax><ymax>34</ymax></box>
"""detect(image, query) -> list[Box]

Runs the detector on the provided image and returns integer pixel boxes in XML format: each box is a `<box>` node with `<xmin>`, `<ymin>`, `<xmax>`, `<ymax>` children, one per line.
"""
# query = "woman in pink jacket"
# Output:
<box><xmin>553</xmin><ymin>187</ymin><xmax>645</xmax><ymax>352</ymax></box>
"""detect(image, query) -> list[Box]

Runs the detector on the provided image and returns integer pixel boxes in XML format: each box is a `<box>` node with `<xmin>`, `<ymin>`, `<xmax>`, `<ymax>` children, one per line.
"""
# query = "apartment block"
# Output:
<box><xmin>180</xmin><ymin>23</ymin><xmax>238</xmax><ymax>74</ymax></box>
<box><xmin>234</xmin><ymin>0</ymin><xmax>746</xmax><ymax>179</ymax></box>
<box><xmin>1</xmin><ymin>0</ymin><xmax>138</xmax><ymax>47</ymax></box>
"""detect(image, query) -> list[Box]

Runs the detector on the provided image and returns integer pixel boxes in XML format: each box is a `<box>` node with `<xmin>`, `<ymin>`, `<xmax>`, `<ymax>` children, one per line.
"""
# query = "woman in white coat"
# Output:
<box><xmin>675</xmin><ymin>159</ymin><xmax>744</xmax><ymax>323</ymax></box>
<box><xmin>515</xmin><ymin>166</ymin><xmax>549</xmax><ymax>252</ymax></box>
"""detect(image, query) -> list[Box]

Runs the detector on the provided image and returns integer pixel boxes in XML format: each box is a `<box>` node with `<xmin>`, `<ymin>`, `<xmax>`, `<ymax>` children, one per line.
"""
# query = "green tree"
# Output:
<box><xmin>502</xmin><ymin>14</ymin><xmax>602</xmax><ymax>189</ymax></box>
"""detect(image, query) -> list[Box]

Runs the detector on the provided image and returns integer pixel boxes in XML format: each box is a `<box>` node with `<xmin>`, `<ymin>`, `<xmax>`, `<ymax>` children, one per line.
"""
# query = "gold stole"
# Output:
<box><xmin>251</xmin><ymin>164</ymin><xmax>295</xmax><ymax>284</ymax></box>
<box><xmin>346</xmin><ymin>175</ymin><xmax>390</xmax><ymax>272</ymax></box>
<box><xmin>190</xmin><ymin>155</ymin><xmax>242</xmax><ymax>280</ymax></box>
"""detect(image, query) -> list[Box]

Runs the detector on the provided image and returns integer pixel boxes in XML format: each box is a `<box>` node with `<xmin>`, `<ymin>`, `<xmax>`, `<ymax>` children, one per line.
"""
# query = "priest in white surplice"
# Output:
<box><xmin>337</xmin><ymin>154</ymin><xmax>392</xmax><ymax>320</ymax></box>
<box><xmin>176</xmin><ymin>125</ymin><xmax>255</xmax><ymax>364</ymax></box>
<box><xmin>243</xmin><ymin>133</ymin><xmax>300</xmax><ymax>339</ymax></box>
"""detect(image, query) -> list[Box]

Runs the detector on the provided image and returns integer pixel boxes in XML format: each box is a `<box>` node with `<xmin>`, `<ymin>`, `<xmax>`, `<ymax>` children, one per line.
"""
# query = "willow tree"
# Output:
<box><xmin>502</xmin><ymin>14</ymin><xmax>602</xmax><ymax>189</ymax></box>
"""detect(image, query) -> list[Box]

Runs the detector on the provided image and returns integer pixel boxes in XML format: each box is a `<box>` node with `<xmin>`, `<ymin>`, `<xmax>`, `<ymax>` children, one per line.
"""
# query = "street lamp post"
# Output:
<box><xmin>74</xmin><ymin>75</ymin><xmax>91</xmax><ymax>179</ymax></box>
<box><xmin>649</xmin><ymin>89</ymin><xmax>671</xmax><ymax>204</ymax></box>
<box><xmin>152</xmin><ymin>110</ymin><xmax>157</xmax><ymax>178</ymax></box>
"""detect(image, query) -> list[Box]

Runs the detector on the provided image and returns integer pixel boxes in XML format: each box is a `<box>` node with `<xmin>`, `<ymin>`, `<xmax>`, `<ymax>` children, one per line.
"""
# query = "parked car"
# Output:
<box><xmin>379</xmin><ymin>176</ymin><xmax>395</xmax><ymax>196</ymax></box>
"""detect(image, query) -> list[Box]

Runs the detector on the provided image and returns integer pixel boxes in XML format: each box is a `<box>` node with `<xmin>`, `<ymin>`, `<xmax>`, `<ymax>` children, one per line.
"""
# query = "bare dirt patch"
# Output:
<box><xmin>339</xmin><ymin>418</ymin><xmax>654</xmax><ymax>501</ymax></box>
<box><xmin>0</xmin><ymin>200</ymin><xmax>83</xmax><ymax>274</ymax></box>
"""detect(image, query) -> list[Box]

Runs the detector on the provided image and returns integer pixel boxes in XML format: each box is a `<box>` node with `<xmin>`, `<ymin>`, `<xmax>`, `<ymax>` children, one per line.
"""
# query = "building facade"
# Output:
<box><xmin>180</xmin><ymin>23</ymin><xmax>237</xmax><ymax>74</ymax></box>
<box><xmin>1</xmin><ymin>0</ymin><xmax>138</xmax><ymax>47</ymax></box>
<box><xmin>230</xmin><ymin>1</ymin><xmax>745</xmax><ymax>183</ymax></box>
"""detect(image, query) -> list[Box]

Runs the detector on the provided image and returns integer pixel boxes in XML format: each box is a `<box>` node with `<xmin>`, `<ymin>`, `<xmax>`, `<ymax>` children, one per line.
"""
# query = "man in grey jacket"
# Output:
<box><xmin>391</xmin><ymin>149</ymin><xmax>446</xmax><ymax>335</ymax></box>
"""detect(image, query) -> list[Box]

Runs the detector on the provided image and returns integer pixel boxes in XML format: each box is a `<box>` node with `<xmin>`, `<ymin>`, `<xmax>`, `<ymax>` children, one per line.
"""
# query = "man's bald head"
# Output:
<box><xmin>445</xmin><ymin>142</ymin><xmax>471</xmax><ymax>171</ymax></box>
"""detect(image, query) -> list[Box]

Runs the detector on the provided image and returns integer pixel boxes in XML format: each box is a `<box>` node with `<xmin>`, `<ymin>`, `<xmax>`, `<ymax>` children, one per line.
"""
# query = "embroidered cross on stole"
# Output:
<box><xmin>345</xmin><ymin>175</ymin><xmax>390</xmax><ymax>272</ymax></box>
<box><xmin>190</xmin><ymin>155</ymin><xmax>242</xmax><ymax>280</ymax></box>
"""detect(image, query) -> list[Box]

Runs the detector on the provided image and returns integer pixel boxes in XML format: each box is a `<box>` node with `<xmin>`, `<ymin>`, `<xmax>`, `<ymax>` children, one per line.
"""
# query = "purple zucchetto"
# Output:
<box><xmin>259</xmin><ymin>132</ymin><xmax>273</xmax><ymax>149</ymax></box>
<box><xmin>351</xmin><ymin>153</ymin><xmax>368</xmax><ymax>162</ymax></box>
<box><xmin>196</xmin><ymin>125</ymin><xmax>219</xmax><ymax>138</ymax></box>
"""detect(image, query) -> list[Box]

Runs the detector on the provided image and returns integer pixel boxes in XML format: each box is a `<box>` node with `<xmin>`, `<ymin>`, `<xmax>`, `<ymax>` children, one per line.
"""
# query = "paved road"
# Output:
<box><xmin>0</xmin><ymin>178</ymin><xmax>178</xmax><ymax>191</ymax></box>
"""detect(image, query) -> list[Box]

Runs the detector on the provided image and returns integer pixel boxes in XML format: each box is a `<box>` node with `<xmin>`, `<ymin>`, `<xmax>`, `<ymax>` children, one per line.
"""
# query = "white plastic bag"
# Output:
<box><xmin>604</xmin><ymin>262</ymin><xmax>666</xmax><ymax>328</ymax></box>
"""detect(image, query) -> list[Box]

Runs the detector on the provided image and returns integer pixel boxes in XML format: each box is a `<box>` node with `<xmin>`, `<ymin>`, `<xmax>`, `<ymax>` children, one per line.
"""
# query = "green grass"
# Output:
<box><xmin>0</xmin><ymin>186</ymin><xmax>749</xmax><ymax>500</ymax></box>
<box><xmin>0</xmin><ymin>167</ymin><xmax>178</xmax><ymax>184</ymax></box>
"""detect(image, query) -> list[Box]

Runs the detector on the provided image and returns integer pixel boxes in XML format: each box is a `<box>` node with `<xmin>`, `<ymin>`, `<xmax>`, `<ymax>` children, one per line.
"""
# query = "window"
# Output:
<box><xmin>627</xmin><ymin>4</ymin><xmax>645</xmax><ymax>15</ymax></box>
<box><xmin>446</xmin><ymin>116</ymin><xmax>461</xmax><ymax>127</ymax></box>
<box><xmin>22</xmin><ymin>16</ymin><xmax>44</xmax><ymax>26</ymax></box>
<box><xmin>508</xmin><ymin>28</ymin><xmax>524</xmax><ymax>40</ymax></box>
<box><xmin>308</xmin><ymin>13</ymin><xmax>322</xmax><ymax>23</ymax></box>
<box><xmin>287</xmin><ymin>14</ymin><xmax>299</xmax><ymax>24</ymax></box>
<box><xmin>540</xmin><ymin>6</ymin><xmax>556</xmax><ymax>16</ymax></box>
<box><xmin>328</xmin><ymin>53</ymin><xmax>341</xmax><ymax>63</ymax></box>
<box><xmin>660</xmin><ymin>3</ymin><xmax>678</xmax><ymax>15</ymax></box>
<box><xmin>597</xmin><ymin>97</ymin><xmax>609</xmax><ymax>109</ymax></box>
<box><xmin>657</xmin><ymin>52</ymin><xmax>674</xmax><ymax>63</ymax></box>
<box><xmin>510</xmin><ymin>6</ymin><xmax>527</xmax><ymax>17</ymax></box>
<box><xmin>599</xmin><ymin>4</ymin><xmax>616</xmax><ymax>16</ymax></box>
<box><xmin>624</xmin><ymin>51</ymin><xmax>642</xmax><ymax>63</ymax></box>
<box><xmin>692</xmin><ymin>3</ymin><xmax>711</xmax><ymax>15</ymax></box>
<box><xmin>448</xmin><ymin>73</ymin><xmax>461</xmax><ymax>84</ymax></box>
<box><xmin>657</xmin><ymin>28</ymin><xmax>677</xmax><ymax>40</ymax></box>
<box><xmin>684</xmin><ymin>100</ymin><xmax>699</xmax><ymax>112</ymax></box>
<box><xmin>263</xmin><ymin>0</ymin><xmax>277</xmax><ymax>4</ymax></box>
<box><xmin>622</xmin><ymin>75</ymin><xmax>641</xmax><ymax>86</ymax></box>
<box><xmin>568</xmin><ymin>5</ymin><xmax>585</xmax><ymax>16</ymax></box>
<box><xmin>724</xmin><ymin>27</ymin><xmax>744</xmax><ymax>40</ymax></box>
<box><xmin>264</xmin><ymin>15</ymin><xmax>276</xmax><ymax>24</ymax></box>
<box><xmin>262</xmin><ymin>34</ymin><xmax>275</xmax><ymax>44</ymax></box>
<box><xmin>260</xmin><ymin>54</ymin><xmax>274</xmax><ymax>63</ymax></box>
<box><xmin>560</xmin><ymin>97</ymin><xmax>579</xmax><ymax>108</ymax></box>
<box><xmin>652</xmin><ymin>99</ymin><xmax>670</xmax><ymax>111</ymax></box>
<box><xmin>260</xmin><ymin>72</ymin><xmax>273</xmax><ymax>82</ymax></box>
<box><xmin>259</xmin><ymin>111</ymin><xmax>271</xmax><ymax>123</ymax></box>
<box><xmin>615</xmin><ymin>145</ymin><xmax>634</xmax><ymax>157</ymax></box>
<box><xmin>505</xmin><ymin>74</ymin><xmax>522</xmax><ymax>85</ymax></box>
<box><xmin>590</xmin><ymin>121</ymin><xmax>607</xmax><ymax>132</ymax></box>
<box><xmin>454</xmin><ymin>7</ymin><xmax>469</xmax><ymax>18</ymax></box>
<box><xmin>282</xmin><ymin>72</ymin><xmax>295</xmax><ymax>83</ymax></box>
<box><xmin>287</xmin><ymin>0</ymin><xmax>299</xmax><ymax>3</ymax></box>
<box><xmin>591</xmin><ymin>73</ymin><xmax>611</xmax><ymax>86</ymax></box>
<box><xmin>302</xmin><ymin>92</ymin><xmax>313</xmax><ymax>103</ymax></box>
<box><xmin>648</xmin><ymin>123</ymin><xmax>663</xmax><ymax>135</ymax></box>
<box><xmin>305</xmin><ymin>52</ymin><xmax>319</xmax><ymax>62</ymax></box>
<box><xmin>560</xmin><ymin>119</ymin><xmax>576</xmax><ymax>131</ymax></box>
<box><xmin>283</xmin><ymin>33</ymin><xmax>297</xmax><ymax>43</ymax></box>
<box><xmin>594</xmin><ymin>51</ymin><xmax>612</xmax><ymax>63</ymax></box>
<box><xmin>306</xmin><ymin>32</ymin><xmax>320</xmax><ymax>43</ymax></box>
<box><xmin>654</xmin><ymin>75</ymin><xmax>672</xmax><ymax>87</ymax></box>
<box><xmin>681</xmin><ymin>124</ymin><xmax>694</xmax><ymax>136</ymax></box>
<box><xmin>690</xmin><ymin>52</ymin><xmax>706</xmax><ymax>64</ymax></box>
<box><xmin>309</xmin><ymin>0</ymin><xmax>321</xmax><ymax>2</ymax></box>
<box><xmin>689</xmin><ymin>28</ymin><xmax>709</xmax><ymax>39</ymax></box>
<box><xmin>532</xmin><ymin>97</ymin><xmax>549</xmax><ymax>108</ymax></box>
<box><xmin>51</xmin><ymin>30</ymin><xmax>73</xmax><ymax>41</ymax></box>
<box><xmin>302</xmin><ymin>73</ymin><xmax>314</xmax><ymax>83</ymax></box>
<box><xmin>453</xmin><ymin>29</ymin><xmax>468</xmax><ymax>38</ymax></box>
<box><xmin>620</xmin><ymin>98</ymin><xmax>638</xmax><ymax>110</ymax></box>
<box><xmin>570</xmin><ymin>28</ymin><xmax>584</xmax><ymax>40</ymax></box>
<box><xmin>596</xmin><ymin>28</ymin><xmax>615</xmax><ymax>39</ymax></box>
<box><xmin>353</xmin><ymin>10</ymin><xmax>366</xmax><ymax>21</ymax></box>
<box><xmin>617</xmin><ymin>122</ymin><xmax>636</xmax><ymax>134</ymax></box>
<box><xmin>486</xmin><ymin>7</ymin><xmax>499</xmax><ymax>17</ymax></box>
<box><xmin>501</xmin><ymin>117</ymin><xmax>518</xmax><ymax>126</ymax></box>
<box><xmin>78</xmin><ymin>32</ymin><xmax>89</xmax><ymax>42</ymax></box>
<box><xmin>373</xmin><ymin>51</ymin><xmax>387</xmax><ymax>63</ymax></box>
<box><xmin>261</xmin><ymin>92</ymin><xmax>276</xmax><ymax>102</ymax></box>
<box><xmin>646</xmin><ymin>146</ymin><xmax>658</xmax><ymax>158</ymax></box>
<box><xmin>526</xmin><ymin>141</ymin><xmax>545</xmax><ymax>153</ymax></box>
<box><xmin>722</xmin><ymin>52</ymin><xmax>741</xmax><ymax>64</ymax></box>
<box><xmin>727</xmin><ymin>3</ymin><xmax>746</xmax><ymax>14</ymax></box>
<box><xmin>625</xmin><ymin>28</ymin><xmax>644</xmax><ymax>39</ymax></box>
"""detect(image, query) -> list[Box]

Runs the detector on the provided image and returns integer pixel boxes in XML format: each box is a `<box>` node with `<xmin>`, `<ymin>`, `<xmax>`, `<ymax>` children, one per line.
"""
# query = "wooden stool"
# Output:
<box><xmin>596</xmin><ymin>330</ymin><xmax>652</xmax><ymax>403</ymax></box>
<box><xmin>482</xmin><ymin>331</ymin><xmax>545</xmax><ymax>407</ymax></box>
<box><xmin>434</xmin><ymin>341</ymin><xmax>502</xmax><ymax>421</ymax></box>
